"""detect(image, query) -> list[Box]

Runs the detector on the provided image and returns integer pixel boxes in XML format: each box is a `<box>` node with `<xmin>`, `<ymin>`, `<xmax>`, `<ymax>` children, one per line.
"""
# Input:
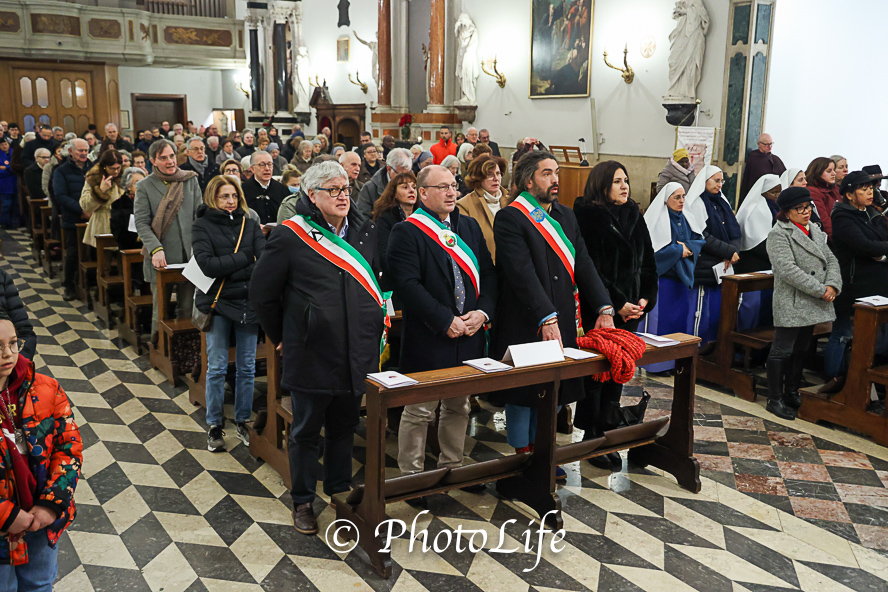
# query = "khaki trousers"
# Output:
<box><xmin>398</xmin><ymin>396</ymin><xmax>470</xmax><ymax>474</ymax></box>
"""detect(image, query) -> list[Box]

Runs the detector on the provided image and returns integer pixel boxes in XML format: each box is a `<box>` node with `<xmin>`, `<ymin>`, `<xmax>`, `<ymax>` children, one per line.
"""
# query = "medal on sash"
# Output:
<box><xmin>406</xmin><ymin>209</ymin><xmax>481</xmax><ymax>297</ymax></box>
<box><xmin>510</xmin><ymin>191</ymin><xmax>583</xmax><ymax>331</ymax></box>
<box><xmin>283</xmin><ymin>216</ymin><xmax>391</xmax><ymax>354</ymax></box>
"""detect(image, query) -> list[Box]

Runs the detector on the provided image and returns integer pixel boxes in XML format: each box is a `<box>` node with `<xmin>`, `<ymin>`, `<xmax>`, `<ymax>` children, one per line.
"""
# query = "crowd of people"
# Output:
<box><xmin>0</xmin><ymin>114</ymin><xmax>880</xmax><ymax>572</ymax></box>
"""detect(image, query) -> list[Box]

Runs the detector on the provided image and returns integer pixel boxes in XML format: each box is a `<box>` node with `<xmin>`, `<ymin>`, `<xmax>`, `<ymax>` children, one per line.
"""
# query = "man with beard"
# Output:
<box><xmin>490</xmin><ymin>151</ymin><xmax>613</xmax><ymax>473</ymax></box>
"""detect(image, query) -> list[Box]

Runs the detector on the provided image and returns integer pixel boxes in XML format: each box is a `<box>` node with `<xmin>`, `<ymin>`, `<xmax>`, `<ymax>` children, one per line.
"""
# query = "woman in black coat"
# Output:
<box><xmin>823</xmin><ymin>171</ymin><xmax>888</xmax><ymax>386</ymax></box>
<box><xmin>572</xmin><ymin>160</ymin><xmax>658</xmax><ymax>470</ymax></box>
<box><xmin>192</xmin><ymin>175</ymin><xmax>266</xmax><ymax>452</ymax></box>
<box><xmin>0</xmin><ymin>269</ymin><xmax>36</xmax><ymax>360</ymax></box>
<box><xmin>371</xmin><ymin>171</ymin><xmax>417</xmax><ymax>306</ymax></box>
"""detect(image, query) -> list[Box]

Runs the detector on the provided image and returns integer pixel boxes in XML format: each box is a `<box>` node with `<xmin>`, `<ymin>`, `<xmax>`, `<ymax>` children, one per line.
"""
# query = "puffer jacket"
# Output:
<box><xmin>830</xmin><ymin>202</ymin><xmax>888</xmax><ymax>316</ymax></box>
<box><xmin>191</xmin><ymin>204</ymin><xmax>266</xmax><ymax>325</ymax></box>
<box><xmin>766</xmin><ymin>220</ymin><xmax>841</xmax><ymax>327</ymax></box>
<box><xmin>0</xmin><ymin>355</ymin><xmax>82</xmax><ymax>565</ymax></box>
<box><xmin>0</xmin><ymin>270</ymin><xmax>36</xmax><ymax>360</ymax></box>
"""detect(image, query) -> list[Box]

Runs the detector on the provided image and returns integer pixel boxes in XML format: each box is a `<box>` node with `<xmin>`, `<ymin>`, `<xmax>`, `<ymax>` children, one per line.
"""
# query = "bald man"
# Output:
<box><xmin>739</xmin><ymin>133</ymin><xmax>786</xmax><ymax>204</ymax></box>
<box><xmin>339</xmin><ymin>151</ymin><xmax>362</xmax><ymax>191</ymax></box>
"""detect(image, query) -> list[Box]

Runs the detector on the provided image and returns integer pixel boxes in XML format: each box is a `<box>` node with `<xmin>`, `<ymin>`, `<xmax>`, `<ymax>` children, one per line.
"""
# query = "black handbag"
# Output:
<box><xmin>606</xmin><ymin>390</ymin><xmax>651</xmax><ymax>428</ymax></box>
<box><xmin>192</xmin><ymin>217</ymin><xmax>246</xmax><ymax>332</ymax></box>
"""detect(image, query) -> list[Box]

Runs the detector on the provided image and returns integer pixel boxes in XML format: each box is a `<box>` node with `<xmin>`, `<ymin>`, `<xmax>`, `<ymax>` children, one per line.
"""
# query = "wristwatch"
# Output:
<box><xmin>598</xmin><ymin>306</ymin><xmax>616</xmax><ymax>317</ymax></box>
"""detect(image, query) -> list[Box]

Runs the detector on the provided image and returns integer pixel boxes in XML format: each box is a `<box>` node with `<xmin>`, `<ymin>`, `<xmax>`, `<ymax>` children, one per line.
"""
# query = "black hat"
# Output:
<box><xmin>776</xmin><ymin>186</ymin><xmax>812</xmax><ymax>211</ymax></box>
<box><xmin>862</xmin><ymin>165</ymin><xmax>887</xmax><ymax>182</ymax></box>
<box><xmin>840</xmin><ymin>170</ymin><xmax>873</xmax><ymax>195</ymax></box>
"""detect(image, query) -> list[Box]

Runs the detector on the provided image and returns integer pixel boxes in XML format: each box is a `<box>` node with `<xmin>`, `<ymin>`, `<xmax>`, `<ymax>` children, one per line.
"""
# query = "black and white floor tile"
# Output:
<box><xmin>2</xmin><ymin>228</ymin><xmax>888</xmax><ymax>592</ymax></box>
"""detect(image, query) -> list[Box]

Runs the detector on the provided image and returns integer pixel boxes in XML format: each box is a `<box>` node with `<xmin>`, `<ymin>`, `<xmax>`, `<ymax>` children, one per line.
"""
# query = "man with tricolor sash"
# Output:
<box><xmin>250</xmin><ymin>161</ymin><xmax>384</xmax><ymax>536</ymax></box>
<box><xmin>387</xmin><ymin>165</ymin><xmax>497</xmax><ymax>506</ymax></box>
<box><xmin>489</xmin><ymin>151</ymin><xmax>615</xmax><ymax>476</ymax></box>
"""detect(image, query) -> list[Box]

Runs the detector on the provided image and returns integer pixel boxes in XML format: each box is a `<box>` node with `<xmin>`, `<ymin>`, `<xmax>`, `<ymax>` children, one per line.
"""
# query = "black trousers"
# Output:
<box><xmin>768</xmin><ymin>325</ymin><xmax>815</xmax><ymax>364</ymax></box>
<box><xmin>574</xmin><ymin>318</ymin><xmax>641</xmax><ymax>437</ymax></box>
<box><xmin>288</xmin><ymin>391</ymin><xmax>361</xmax><ymax>506</ymax></box>
<box><xmin>63</xmin><ymin>228</ymin><xmax>78</xmax><ymax>290</ymax></box>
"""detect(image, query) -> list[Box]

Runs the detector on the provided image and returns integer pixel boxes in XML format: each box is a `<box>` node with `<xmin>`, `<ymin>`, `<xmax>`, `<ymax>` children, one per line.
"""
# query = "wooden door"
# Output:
<box><xmin>132</xmin><ymin>94</ymin><xmax>187</xmax><ymax>132</ymax></box>
<box><xmin>12</xmin><ymin>69</ymin><xmax>94</xmax><ymax>134</ymax></box>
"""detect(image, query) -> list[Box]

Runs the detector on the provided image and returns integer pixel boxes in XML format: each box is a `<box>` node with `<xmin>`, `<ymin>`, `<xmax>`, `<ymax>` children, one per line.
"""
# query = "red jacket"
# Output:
<box><xmin>809</xmin><ymin>183</ymin><xmax>841</xmax><ymax>236</ymax></box>
<box><xmin>0</xmin><ymin>355</ymin><xmax>82</xmax><ymax>565</ymax></box>
<box><xmin>430</xmin><ymin>139</ymin><xmax>457</xmax><ymax>164</ymax></box>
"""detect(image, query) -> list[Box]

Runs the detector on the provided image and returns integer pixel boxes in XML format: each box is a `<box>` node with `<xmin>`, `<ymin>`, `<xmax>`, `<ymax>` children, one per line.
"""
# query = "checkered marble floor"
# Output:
<box><xmin>2</xmin><ymin>227</ymin><xmax>888</xmax><ymax>592</ymax></box>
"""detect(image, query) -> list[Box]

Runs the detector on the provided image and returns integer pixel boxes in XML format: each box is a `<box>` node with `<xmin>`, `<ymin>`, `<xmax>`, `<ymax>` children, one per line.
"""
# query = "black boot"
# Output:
<box><xmin>766</xmin><ymin>359</ymin><xmax>796</xmax><ymax>420</ymax></box>
<box><xmin>784</xmin><ymin>354</ymin><xmax>804</xmax><ymax>409</ymax></box>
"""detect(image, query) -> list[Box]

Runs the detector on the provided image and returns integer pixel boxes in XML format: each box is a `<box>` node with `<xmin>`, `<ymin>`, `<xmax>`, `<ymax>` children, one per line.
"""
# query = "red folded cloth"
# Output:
<box><xmin>576</xmin><ymin>328</ymin><xmax>646</xmax><ymax>384</ymax></box>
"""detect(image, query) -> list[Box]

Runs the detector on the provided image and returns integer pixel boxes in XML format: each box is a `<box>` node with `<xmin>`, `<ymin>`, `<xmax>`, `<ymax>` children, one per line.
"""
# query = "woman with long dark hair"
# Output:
<box><xmin>573</xmin><ymin>160</ymin><xmax>658</xmax><ymax>470</ymax></box>
<box><xmin>372</xmin><ymin>171</ymin><xmax>417</xmax><ymax>302</ymax></box>
<box><xmin>806</xmin><ymin>157</ymin><xmax>840</xmax><ymax>236</ymax></box>
<box><xmin>79</xmin><ymin>149</ymin><xmax>124</xmax><ymax>247</ymax></box>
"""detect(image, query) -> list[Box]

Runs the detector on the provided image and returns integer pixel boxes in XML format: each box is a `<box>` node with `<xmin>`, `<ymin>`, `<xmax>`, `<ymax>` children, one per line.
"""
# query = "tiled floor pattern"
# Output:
<box><xmin>2</xmin><ymin>228</ymin><xmax>888</xmax><ymax>592</ymax></box>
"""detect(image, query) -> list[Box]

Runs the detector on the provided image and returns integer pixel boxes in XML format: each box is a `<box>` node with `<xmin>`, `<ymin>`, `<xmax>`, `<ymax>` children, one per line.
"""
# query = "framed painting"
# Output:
<box><xmin>529</xmin><ymin>0</ymin><xmax>594</xmax><ymax>98</ymax></box>
<box><xmin>337</xmin><ymin>36</ymin><xmax>350</xmax><ymax>62</ymax></box>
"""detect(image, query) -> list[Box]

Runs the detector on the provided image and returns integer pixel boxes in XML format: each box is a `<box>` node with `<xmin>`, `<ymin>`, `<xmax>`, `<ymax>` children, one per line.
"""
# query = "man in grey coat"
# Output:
<box><xmin>134</xmin><ymin>139</ymin><xmax>201</xmax><ymax>337</ymax></box>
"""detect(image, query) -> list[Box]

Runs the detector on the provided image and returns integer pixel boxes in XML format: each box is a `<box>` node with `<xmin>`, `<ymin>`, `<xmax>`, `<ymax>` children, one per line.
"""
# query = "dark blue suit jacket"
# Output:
<box><xmin>386</xmin><ymin>202</ymin><xmax>497</xmax><ymax>372</ymax></box>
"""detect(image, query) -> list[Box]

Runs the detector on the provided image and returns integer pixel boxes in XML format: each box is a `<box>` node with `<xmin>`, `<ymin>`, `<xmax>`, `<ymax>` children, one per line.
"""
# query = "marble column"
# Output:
<box><xmin>245</xmin><ymin>14</ymin><xmax>263</xmax><ymax>113</ymax></box>
<box><xmin>271</xmin><ymin>4</ymin><xmax>291</xmax><ymax>112</ymax></box>
<box><xmin>428</xmin><ymin>0</ymin><xmax>445</xmax><ymax>106</ymax></box>
<box><xmin>377</xmin><ymin>0</ymin><xmax>392</xmax><ymax>106</ymax></box>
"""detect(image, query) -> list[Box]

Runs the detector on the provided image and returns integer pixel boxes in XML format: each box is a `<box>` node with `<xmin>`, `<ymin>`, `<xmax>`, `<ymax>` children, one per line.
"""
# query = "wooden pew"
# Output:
<box><xmin>94</xmin><ymin>234</ymin><xmax>123</xmax><ymax>328</ymax></box>
<box><xmin>186</xmin><ymin>330</ymin><xmax>267</xmax><ymax>409</ymax></box>
<box><xmin>40</xmin><ymin>206</ymin><xmax>59</xmax><ymax>278</ymax></box>
<box><xmin>697</xmin><ymin>272</ymin><xmax>831</xmax><ymax>401</ymax></box>
<box><xmin>118</xmin><ymin>249</ymin><xmax>151</xmax><ymax>354</ymax></box>
<box><xmin>149</xmin><ymin>266</ymin><xmax>198</xmax><ymax>385</ymax></box>
<box><xmin>28</xmin><ymin>198</ymin><xmax>48</xmax><ymax>265</ymax></box>
<box><xmin>251</xmin><ymin>334</ymin><xmax>701</xmax><ymax>578</ymax></box>
<box><xmin>76</xmin><ymin>223</ymin><xmax>97</xmax><ymax>308</ymax></box>
<box><xmin>799</xmin><ymin>302</ymin><xmax>888</xmax><ymax>445</ymax></box>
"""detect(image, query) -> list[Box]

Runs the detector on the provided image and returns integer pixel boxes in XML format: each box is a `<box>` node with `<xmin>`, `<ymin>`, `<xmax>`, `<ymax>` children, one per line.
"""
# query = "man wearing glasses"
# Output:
<box><xmin>251</xmin><ymin>161</ymin><xmax>384</xmax><ymax>535</ymax></box>
<box><xmin>180</xmin><ymin>137</ymin><xmax>220</xmax><ymax>193</ymax></box>
<box><xmin>739</xmin><ymin>133</ymin><xmax>786</xmax><ymax>203</ymax></box>
<box><xmin>242</xmin><ymin>151</ymin><xmax>288</xmax><ymax>226</ymax></box>
<box><xmin>24</xmin><ymin>148</ymin><xmax>50</xmax><ymax>201</ymax></box>
<box><xmin>387</xmin><ymin>165</ymin><xmax>497</xmax><ymax>506</ymax></box>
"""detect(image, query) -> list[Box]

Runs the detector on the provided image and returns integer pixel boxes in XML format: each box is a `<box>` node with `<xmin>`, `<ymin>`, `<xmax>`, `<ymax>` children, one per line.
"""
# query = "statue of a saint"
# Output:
<box><xmin>455</xmin><ymin>13</ymin><xmax>480</xmax><ymax>105</ymax></box>
<box><xmin>293</xmin><ymin>46</ymin><xmax>310</xmax><ymax>110</ymax></box>
<box><xmin>666</xmin><ymin>0</ymin><xmax>710</xmax><ymax>100</ymax></box>
<box><xmin>353</xmin><ymin>31</ymin><xmax>378</xmax><ymax>87</ymax></box>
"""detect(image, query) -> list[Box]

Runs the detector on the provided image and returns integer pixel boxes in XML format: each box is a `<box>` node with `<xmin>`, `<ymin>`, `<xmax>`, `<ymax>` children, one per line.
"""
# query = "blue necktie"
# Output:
<box><xmin>444</xmin><ymin>221</ymin><xmax>466</xmax><ymax>313</ymax></box>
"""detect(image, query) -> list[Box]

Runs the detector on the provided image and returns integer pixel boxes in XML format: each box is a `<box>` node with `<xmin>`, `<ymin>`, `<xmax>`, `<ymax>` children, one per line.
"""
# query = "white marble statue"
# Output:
<box><xmin>293</xmin><ymin>46</ymin><xmax>310</xmax><ymax>110</ymax></box>
<box><xmin>666</xmin><ymin>0</ymin><xmax>710</xmax><ymax>100</ymax></box>
<box><xmin>353</xmin><ymin>32</ymin><xmax>378</xmax><ymax>87</ymax></box>
<box><xmin>454</xmin><ymin>13</ymin><xmax>480</xmax><ymax>105</ymax></box>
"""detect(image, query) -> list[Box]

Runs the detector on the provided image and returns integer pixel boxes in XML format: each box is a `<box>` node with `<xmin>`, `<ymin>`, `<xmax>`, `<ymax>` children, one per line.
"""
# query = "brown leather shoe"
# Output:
<box><xmin>819</xmin><ymin>376</ymin><xmax>845</xmax><ymax>395</ymax></box>
<box><xmin>292</xmin><ymin>503</ymin><xmax>318</xmax><ymax>535</ymax></box>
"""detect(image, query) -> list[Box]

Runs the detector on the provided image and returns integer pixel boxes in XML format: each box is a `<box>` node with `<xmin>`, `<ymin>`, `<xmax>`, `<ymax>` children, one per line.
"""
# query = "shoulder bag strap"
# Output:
<box><xmin>210</xmin><ymin>217</ymin><xmax>247</xmax><ymax>309</ymax></box>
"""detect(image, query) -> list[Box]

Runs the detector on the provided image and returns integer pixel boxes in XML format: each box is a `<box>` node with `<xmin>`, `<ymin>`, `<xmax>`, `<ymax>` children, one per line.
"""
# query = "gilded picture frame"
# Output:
<box><xmin>529</xmin><ymin>0</ymin><xmax>594</xmax><ymax>99</ymax></box>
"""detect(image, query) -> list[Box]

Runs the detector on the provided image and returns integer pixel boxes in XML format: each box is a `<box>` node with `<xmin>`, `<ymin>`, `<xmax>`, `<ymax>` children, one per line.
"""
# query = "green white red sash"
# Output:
<box><xmin>406</xmin><ymin>208</ymin><xmax>481</xmax><ymax>297</ymax></box>
<box><xmin>283</xmin><ymin>216</ymin><xmax>391</xmax><ymax>354</ymax></box>
<box><xmin>510</xmin><ymin>191</ymin><xmax>583</xmax><ymax>331</ymax></box>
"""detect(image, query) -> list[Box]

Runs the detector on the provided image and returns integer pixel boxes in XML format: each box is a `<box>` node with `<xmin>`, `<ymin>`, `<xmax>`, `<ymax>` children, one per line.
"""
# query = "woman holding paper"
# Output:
<box><xmin>573</xmin><ymin>161</ymin><xmax>658</xmax><ymax>469</ymax></box>
<box><xmin>683</xmin><ymin>165</ymin><xmax>741</xmax><ymax>348</ymax></box>
<box><xmin>765</xmin><ymin>187</ymin><xmax>841</xmax><ymax>419</ymax></box>
<box><xmin>192</xmin><ymin>176</ymin><xmax>266</xmax><ymax>452</ymax></box>
<box><xmin>642</xmin><ymin>182</ymin><xmax>705</xmax><ymax>373</ymax></box>
<box><xmin>822</xmin><ymin>171</ymin><xmax>888</xmax><ymax>392</ymax></box>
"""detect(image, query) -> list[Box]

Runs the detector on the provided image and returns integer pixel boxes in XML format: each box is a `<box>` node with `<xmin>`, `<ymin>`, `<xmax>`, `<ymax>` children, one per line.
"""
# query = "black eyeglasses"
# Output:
<box><xmin>793</xmin><ymin>204</ymin><xmax>813</xmax><ymax>214</ymax></box>
<box><xmin>316</xmin><ymin>186</ymin><xmax>351</xmax><ymax>197</ymax></box>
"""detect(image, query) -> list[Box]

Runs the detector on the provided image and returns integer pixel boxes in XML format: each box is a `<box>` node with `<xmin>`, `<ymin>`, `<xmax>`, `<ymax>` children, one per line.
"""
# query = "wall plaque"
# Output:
<box><xmin>31</xmin><ymin>14</ymin><xmax>80</xmax><ymax>37</ymax></box>
<box><xmin>88</xmin><ymin>18</ymin><xmax>121</xmax><ymax>40</ymax></box>
<box><xmin>0</xmin><ymin>12</ymin><xmax>20</xmax><ymax>33</ymax></box>
<box><xmin>164</xmin><ymin>26</ymin><xmax>232</xmax><ymax>47</ymax></box>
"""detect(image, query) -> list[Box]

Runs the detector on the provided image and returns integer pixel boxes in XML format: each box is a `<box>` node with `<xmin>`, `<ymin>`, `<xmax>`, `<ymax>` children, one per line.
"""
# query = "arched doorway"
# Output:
<box><xmin>336</xmin><ymin>118</ymin><xmax>360</xmax><ymax>149</ymax></box>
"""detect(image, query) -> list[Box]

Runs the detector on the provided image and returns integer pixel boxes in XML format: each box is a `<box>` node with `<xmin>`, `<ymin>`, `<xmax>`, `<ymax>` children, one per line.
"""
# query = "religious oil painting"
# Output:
<box><xmin>336</xmin><ymin>36</ymin><xmax>350</xmax><ymax>62</ymax></box>
<box><xmin>530</xmin><ymin>0</ymin><xmax>594</xmax><ymax>98</ymax></box>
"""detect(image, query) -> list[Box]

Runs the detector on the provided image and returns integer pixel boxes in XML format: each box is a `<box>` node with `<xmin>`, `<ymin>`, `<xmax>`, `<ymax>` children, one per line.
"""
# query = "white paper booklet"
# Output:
<box><xmin>367</xmin><ymin>371</ymin><xmax>418</xmax><ymax>388</ymax></box>
<box><xmin>183</xmin><ymin>256</ymin><xmax>215</xmax><ymax>294</ymax></box>
<box><xmin>562</xmin><ymin>347</ymin><xmax>597</xmax><ymax>360</ymax></box>
<box><xmin>636</xmin><ymin>332</ymin><xmax>680</xmax><ymax>347</ymax></box>
<box><xmin>128</xmin><ymin>214</ymin><xmax>137</xmax><ymax>233</ymax></box>
<box><xmin>164</xmin><ymin>263</ymin><xmax>187</xmax><ymax>270</ymax></box>
<box><xmin>712</xmin><ymin>262</ymin><xmax>734</xmax><ymax>285</ymax></box>
<box><xmin>502</xmin><ymin>340</ymin><xmax>565</xmax><ymax>368</ymax></box>
<box><xmin>464</xmin><ymin>358</ymin><xmax>512</xmax><ymax>373</ymax></box>
<box><xmin>857</xmin><ymin>295</ymin><xmax>888</xmax><ymax>306</ymax></box>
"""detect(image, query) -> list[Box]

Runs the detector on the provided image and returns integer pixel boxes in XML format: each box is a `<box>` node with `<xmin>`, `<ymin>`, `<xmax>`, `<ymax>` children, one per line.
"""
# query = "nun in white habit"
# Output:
<box><xmin>683</xmin><ymin>165</ymin><xmax>742</xmax><ymax>346</ymax></box>
<box><xmin>735</xmin><ymin>174</ymin><xmax>781</xmax><ymax>329</ymax></box>
<box><xmin>642</xmin><ymin>182</ymin><xmax>706</xmax><ymax>372</ymax></box>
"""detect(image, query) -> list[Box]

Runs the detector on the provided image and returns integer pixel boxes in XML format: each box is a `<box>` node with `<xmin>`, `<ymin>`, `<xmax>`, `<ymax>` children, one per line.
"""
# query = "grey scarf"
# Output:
<box><xmin>188</xmin><ymin>156</ymin><xmax>207</xmax><ymax>175</ymax></box>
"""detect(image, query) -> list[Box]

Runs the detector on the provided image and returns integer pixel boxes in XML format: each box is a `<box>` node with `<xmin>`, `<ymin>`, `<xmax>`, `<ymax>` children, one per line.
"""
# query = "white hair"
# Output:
<box><xmin>187</xmin><ymin>136</ymin><xmax>204</xmax><ymax>148</ymax></box>
<box><xmin>339</xmin><ymin>151</ymin><xmax>360</xmax><ymax>165</ymax></box>
<box><xmin>386</xmin><ymin>147</ymin><xmax>413</xmax><ymax>172</ymax></box>
<box><xmin>302</xmin><ymin>160</ymin><xmax>348</xmax><ymax>192</ymax></box>
<box><xmin>104</xmin><ymin>122</ymin><xmax>117</xmax><ymax>133</ymax></box>
<box><xmin>206</xmin><ymin>136</ymin><xmax>219</xmax><ymax>146</ymax></box>
<box><xmin>250</xmin><ymin>150</ymin><xmax>271</xmax><ymax>166</ymax></box>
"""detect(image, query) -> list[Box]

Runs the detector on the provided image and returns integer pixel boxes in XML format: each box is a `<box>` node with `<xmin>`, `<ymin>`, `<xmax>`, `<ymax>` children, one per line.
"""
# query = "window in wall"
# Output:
<box><xmin>75</xmin><ymin>80</ymin><xmax>88</xmax><ymax>109</ymax></box>
<box><xmin>36</xmin><ymin>78</ymin><xmax>49</xmax><ymax>108</ymax></box>
<box><xmin>23</xmin><ymin>115</ymin><xmax>35</xmax><ymax>133</ymax></box>
<box><xmin>60</xmin><ymin>79</ymin><xmax>73</xmax><ymax>109</ymax></box>
<box><xmin>19</xmin><ymin>77</ymin><xmax>32</xmax><ymax>108</ymax></box>
<box><xmin>38</xmin><ymin>114</ymin><xmax>50</xmax><ymax>127</ymax></box>
<box><xmin>64</xmin><ymin>115</ymin><xmax>75</xmax><ymax>134</ymax></box>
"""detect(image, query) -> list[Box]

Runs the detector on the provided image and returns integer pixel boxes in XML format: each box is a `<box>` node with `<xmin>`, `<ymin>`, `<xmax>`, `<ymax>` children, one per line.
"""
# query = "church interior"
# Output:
<box><xmin>0</xmin><ymin>0</ymin><xmax>887</xmax><ymax>591</ymax></box>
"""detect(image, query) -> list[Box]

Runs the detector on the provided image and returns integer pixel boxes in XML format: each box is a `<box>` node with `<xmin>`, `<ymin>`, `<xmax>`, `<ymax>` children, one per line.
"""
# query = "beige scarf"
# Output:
<box><xmin>143</xmin><ymin>168</ymin><xmax>198</xmax><ymax>255</ymax></box>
